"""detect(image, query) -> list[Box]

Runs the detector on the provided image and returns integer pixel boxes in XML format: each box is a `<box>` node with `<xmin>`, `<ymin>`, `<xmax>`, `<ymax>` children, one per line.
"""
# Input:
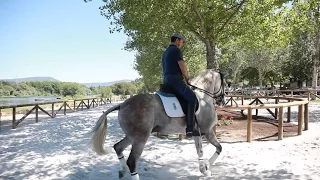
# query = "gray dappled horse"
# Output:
<box><xmin>88</xmin><ymin>69</ymin><xmax>227</xmax><ymax>180</ymax></box>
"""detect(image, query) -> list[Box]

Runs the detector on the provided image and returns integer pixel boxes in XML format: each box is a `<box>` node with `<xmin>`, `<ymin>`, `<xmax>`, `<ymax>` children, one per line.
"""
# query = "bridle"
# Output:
<box><xmin>188</xmin><ymin>72</ymin><xmax>226</xmax><ymax>135</ymax></box>
<box><xmin>188</xmin><ymin>72</ymin><xmax>226</xmax><ymax>103</ymax></box>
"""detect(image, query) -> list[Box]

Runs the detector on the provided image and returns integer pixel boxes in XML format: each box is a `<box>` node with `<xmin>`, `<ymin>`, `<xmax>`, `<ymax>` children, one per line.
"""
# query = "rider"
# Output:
<box><xmin>161</xmin><ymin>33</ymin><xmax>197</xmax><ymax>138</ymax></box>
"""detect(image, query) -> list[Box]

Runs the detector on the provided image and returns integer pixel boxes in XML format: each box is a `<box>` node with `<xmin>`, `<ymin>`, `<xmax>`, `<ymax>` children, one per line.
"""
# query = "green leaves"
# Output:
<box><xmin>84</xmin><ymin>0</ymin><xmax>318</xmax><ymax>88</ymax></box>
<box><xmin>111</xmin><ymin>82</ymin><xmax>137</xmax><ymax>95</ymax></box>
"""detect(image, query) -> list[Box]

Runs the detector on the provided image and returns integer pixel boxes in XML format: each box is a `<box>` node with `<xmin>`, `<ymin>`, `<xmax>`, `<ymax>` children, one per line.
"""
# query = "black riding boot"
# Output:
<box><xmin>186</xmin><ymin>102</ymin><xmax>196</xmax><ymax>137</ymax></box>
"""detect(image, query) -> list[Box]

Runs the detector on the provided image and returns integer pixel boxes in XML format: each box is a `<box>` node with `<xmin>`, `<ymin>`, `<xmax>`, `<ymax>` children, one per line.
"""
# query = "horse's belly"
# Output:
<box><xmin>158</xmin><ymin>117</ymin><xmax>186</xmax><ymax>134</ymax></box>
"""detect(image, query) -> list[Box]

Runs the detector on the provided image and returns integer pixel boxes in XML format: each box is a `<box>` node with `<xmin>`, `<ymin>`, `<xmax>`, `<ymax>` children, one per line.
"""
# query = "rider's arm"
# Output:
<box><xmin>178</xmin><ymin>60</ymin><xmax>190</xmax><ymax>83</ymax></box>
<box><xmin>174</xmin><ymin>48</ymin><xmax>190</xmax><ymax>84</ymax></box>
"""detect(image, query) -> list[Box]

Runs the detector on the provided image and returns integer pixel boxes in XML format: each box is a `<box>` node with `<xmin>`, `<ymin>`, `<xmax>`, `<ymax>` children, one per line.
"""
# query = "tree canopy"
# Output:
<box><xmin>84</xmin><ymin>0</ymin><xmax>320</xmax><ymax>89</ymax></box>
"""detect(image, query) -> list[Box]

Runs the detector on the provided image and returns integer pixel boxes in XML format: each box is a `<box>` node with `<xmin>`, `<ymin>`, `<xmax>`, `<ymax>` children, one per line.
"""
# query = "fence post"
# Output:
<box><xmin>298</xmin><ymin>105</ymin><xmax>304</xmax><ymax>135</ymax></box>
<box><xmin>64</xmin><ymin>102</ymin><xmax>67</xmax><ymax>115</ymax></box>
<box><xmin>304</xmin><ymin>103</ymin><xmax>309</xmax><ymax>131</ymax></box>
<box><xmin>52</xmin><ymin>103</ymin><xmax>55</xmax><ymax>117</ymax></box>
<box><xmin>275</xmin><ymin>98</ymin><xmax>278</xmax><ymax>119</ymax></box>
<box><xmin>12</xmin><ymin>107</ymin><xmax>16</xmax><ymax>129</ymax></box>
<box><xmin>247</xmin><ymin>107</ymin><xmax>253</xmax><ymax>142</ymax></box>
<box><xmin>35</xmin><ymin>105</ymin><xmax>39</xmax><ymax>123</ymax></box>
<box><xmin>278</xmin><ymin>107</ymin><xmax>284</xmax><ymax>140</ymax></box>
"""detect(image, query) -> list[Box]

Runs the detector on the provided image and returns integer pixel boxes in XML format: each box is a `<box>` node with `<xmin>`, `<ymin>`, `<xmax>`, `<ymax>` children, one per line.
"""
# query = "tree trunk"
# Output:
<box><xmin>232</xmin><ymin>68</ymin><xmax>241</xmax><ymax>85</ymax></box>
<box><xmin>311</xmin><ymin>27</ymin><xmax>320</xmax><ymax>100</ymax></box>
<box><xmin>205</xmin><ymin>40</ymin><xmax>218</xmax><ymax>70</ymax></box>
<box><xmin>258</xmin><ymin>72</ymin><xmax>263</xmax><ymax>89</ymax></box>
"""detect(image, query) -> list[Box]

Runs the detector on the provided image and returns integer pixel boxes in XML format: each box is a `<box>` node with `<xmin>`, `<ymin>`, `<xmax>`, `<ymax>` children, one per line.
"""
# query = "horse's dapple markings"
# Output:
<box><xmin>88</xmin><ymin>69</ymin><xmax>227</xmax><ymax>180</ymax></box>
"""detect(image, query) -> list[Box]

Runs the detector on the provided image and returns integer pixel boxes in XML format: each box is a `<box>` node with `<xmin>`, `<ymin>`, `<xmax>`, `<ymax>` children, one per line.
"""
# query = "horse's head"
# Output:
<box><xmin>190</xmin><ymin>69</ymin><xmax>227</xmax><ymax>106</ymax></box>
<box><xmin>213</xmin><ymin>71</ymin><xmax>227</xmax><ymax>106</ymax></box>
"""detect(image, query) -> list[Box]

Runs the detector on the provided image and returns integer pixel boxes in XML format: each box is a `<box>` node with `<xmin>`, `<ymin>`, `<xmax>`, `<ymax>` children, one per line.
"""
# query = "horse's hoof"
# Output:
<box><xmin>203</xmin><ymin>170</ymin><xmax>211</xmax><ymax>176</ymax></box>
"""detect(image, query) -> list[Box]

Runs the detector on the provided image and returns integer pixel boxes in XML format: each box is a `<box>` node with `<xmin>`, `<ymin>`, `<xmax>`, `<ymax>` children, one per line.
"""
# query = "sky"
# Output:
<box><xmin>0</xmin><ymin>0</ymin><xmax>140</xmax><ymax>83</ymax></box>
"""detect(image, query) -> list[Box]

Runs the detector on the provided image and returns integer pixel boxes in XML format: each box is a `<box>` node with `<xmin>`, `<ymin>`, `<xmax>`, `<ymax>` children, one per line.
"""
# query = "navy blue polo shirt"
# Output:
<box><xmin>161</xmin><ymin>44</ymin><xmax>183</xmax><ymax>77</ymax></box>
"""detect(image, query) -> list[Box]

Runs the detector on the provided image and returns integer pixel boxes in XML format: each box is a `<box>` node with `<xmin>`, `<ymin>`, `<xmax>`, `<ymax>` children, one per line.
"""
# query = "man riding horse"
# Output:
<box><xmin>161</xmin><ymin>33</ymin><xmax>197</xmax><ymax>137</ymax></box>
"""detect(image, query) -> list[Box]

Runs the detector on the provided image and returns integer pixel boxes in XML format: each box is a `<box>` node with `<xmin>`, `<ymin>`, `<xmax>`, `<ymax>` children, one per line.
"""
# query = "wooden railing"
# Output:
<box><xmin>216</xmin><ymin>95</ymin><xmax>309</xmax><ymax>142</ymax></box>
<box><xmin>0</xmin><ymin>97</ymin><xmax>113</xmax><ymax>130</ymax></box>
<box><xmin>225</xmin><ymin>89</ymin><xmax>320</xmax><ymax>100</ymax></box>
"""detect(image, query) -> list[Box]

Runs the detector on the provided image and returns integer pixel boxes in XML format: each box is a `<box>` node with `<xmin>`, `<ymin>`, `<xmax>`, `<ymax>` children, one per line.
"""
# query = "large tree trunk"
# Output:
<box><xmin>205</xmin><ymin>40</ymin><xmax>218</xmax><ymax>70</ymax></box>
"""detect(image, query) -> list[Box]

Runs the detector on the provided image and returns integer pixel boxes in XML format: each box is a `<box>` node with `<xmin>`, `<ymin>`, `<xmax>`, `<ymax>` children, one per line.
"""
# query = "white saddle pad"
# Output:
<box><xmin>156</xmin><ymin>91</ymin><xmax>200</xmax><ymax>118</ymax></box>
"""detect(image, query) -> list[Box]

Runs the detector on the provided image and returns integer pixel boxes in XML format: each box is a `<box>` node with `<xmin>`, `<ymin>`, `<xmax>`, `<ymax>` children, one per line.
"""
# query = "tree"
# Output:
<box><xmin>84</xmin><ymin>0</ymin><xmax>293</xmax><ymax>89</ymax></box>
<box><xmin>132</xmin><ymin>78</ymin><xmax>150</xmax><ymax>94</ymax></box>
<box><xmin>132</xmin><ymin>32</ymin><xmax>207</xmax><ymax>91</ymax></box>
<box><xmin>90</xmin><ymin>0</ymin><xmax>250</xmax><ymax>70</ymax></box>
<box><xmin>100</xmin><ymin>86</ymin><xmax>113</xmax><ymax>98</ymax></box>
<box><xmin>112</xmin><ymin>82</ymin><xmax>137</xmax><ymax>95</ymax></box>
<box><xmin>286</xmin><ymin>0</ymin><xmax>320</xmax><ymax>91</ymax></box>
<box><xmin>282</xmin><ymin>32</ymin><xmax>314</xmax><ymax>87</ymax></box>
<box><xmin>219</xmin><ymin>41</ymin><xmax>247</xmax><ymax>85</ymax></box>
<box><xmin>61</xmin><ymin>82</ymin><xmax>86</xmax><ymax>99</ymax></box>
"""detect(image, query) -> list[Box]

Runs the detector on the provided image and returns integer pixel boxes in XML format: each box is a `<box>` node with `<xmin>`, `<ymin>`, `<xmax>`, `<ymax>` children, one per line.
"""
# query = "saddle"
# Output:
<box><xmin>156</xmin><ymin>84</ymin><xmax>199</xmax><ymax>118</ymax></box>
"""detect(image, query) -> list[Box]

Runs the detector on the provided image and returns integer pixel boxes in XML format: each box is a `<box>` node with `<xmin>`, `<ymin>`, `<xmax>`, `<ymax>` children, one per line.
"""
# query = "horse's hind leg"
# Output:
<box><xmin>114</xmin><ymin>136</ymin><xmax>131</xmax><ymax>178</ymax></box>
<box><xmin>205</xmin><ymin>129</ymin><xmax>222</xmax><ymax>165</ymax></box>
<box><xmin>127</xmin><ymin>141</ymin><xmax>147</xmax><ymax>180</ymax></box>
<box><xmin>194</xmin><ymin>136</ymin><xmax>211</xmax><ymax>176</ymax></box>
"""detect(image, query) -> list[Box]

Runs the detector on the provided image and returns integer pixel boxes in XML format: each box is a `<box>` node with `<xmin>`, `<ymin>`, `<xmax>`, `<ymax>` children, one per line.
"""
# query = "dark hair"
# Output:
<box><xmin>171</xmin><ymin>36</ymin><xmax>179</xmax><ymax>42</ymax></box>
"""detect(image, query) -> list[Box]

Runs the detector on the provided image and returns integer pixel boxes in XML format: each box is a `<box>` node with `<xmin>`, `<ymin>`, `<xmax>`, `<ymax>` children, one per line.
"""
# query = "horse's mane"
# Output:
<box><xmin>190</xmin><ymin>69</ymin><xmax>217</xmax><ymax>91</ymax></box>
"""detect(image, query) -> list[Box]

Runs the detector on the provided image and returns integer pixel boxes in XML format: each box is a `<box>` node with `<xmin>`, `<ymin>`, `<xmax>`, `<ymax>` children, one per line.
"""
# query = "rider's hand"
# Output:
<box><xmin>186</xmin><ymin>79</ymin><xmax>191</xmax><ymax>85</ymax></box>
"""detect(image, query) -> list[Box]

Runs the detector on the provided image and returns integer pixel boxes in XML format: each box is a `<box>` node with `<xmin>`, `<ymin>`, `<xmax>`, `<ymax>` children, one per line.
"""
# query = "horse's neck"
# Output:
<box><xmin>191</xmin><ymin>70</ymin><xmax>215</xmax><ymax>103</ymax></box>
<box><xmin>190</xmin><ymin>70</ymin><xmax>214</xmax><ymax>91</ymax></box>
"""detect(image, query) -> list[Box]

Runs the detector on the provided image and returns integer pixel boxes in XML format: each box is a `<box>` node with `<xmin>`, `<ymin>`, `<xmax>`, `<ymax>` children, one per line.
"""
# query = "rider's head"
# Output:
<box><xmin>171</xmin><ymin>33</ymin><xmax>185</xmax><ymax>48</ymax></box>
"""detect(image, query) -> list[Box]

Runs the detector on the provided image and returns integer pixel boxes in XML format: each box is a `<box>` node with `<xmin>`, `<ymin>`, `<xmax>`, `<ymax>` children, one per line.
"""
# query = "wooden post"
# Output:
<box><xmin>255</xmin><ymin>98</ymin><xmax>258</xmax><ymax>118</ymax></box>
<box><xmin>275</xmin><ymin>99</ymin><xmax>278</xmax><ymax>119</ymax></box>
<box><xmin>278</xmin><ymin>107</ymin><xmax>284</xmax><ymax>140</ymax></box>
<box><xmin>81</xmin><ymin>101</ymin><xmax>84</xmax><ymax>111</ymax></box>
<box><xmin>298</xmin><ymin>105</ymin><xmax>304</xmax><ymax>135</ymax></box>
<box><xmin>287</xmin><ymin>107</ymin><xmax>291</xmax><ymax>123</ymax></box>
<box><xmin>291</xmin><ymin>91</ymin><xmax>293</xmax><ymax>97</ymax></box>
<box><xmin>304</xmin><ymin>103</ymin><xmax>309</xmax><ymax>131</ymax></box>
<box><xmin>64</xmin><ymin>102</ymin><xmax>67</xmax><ymax>115</ymax></box>
<box><xmin>87</xmin><ymin>99</ymin><xmax>90</xmax><ymax>109</ymax></box>
<box><xmin>241</xmin><ymin>96</ymin><xmax>244</xmax><ymax>114</ymax></box>
<box><xmin>287</xmin><ymin>100</ymin><xmax>291</xmax><ymax>122</ymax></box>
<box><xmin>308</xmin><ymin>91</ymin><xmax>310</xmax><ymax>101</ymax></box>
<box><xmin>52</xmin><ymin>103</ymin><xmax>54</xmax><ymax>117</ymax></box>
<box><xmin>247</xmin><ymin>107</ymin><xmax>253</xmax><ymax>142</ymax></box>
<box><xmin>12</xmin><ymin>107</ymin><xmax>16</xmax><ymax>129</ymax></box>
<box><xmin>35</xmin><ymin>105</ymin><xmax>39</xmax><ymax>123</ymax></box>
<box><xmin>230</xmin><ymin>97</ymin><xmax>233</xmax><ymax>106</ymax></box>
<box><xmin>74</xmin><ymin>101</ymin><xmax>76</xmax><ymax>111</ymax></box>
<box><xmin>179</xmin><ymin>134</ymin><xmax>183</xmax><ymax>141</ymax></box>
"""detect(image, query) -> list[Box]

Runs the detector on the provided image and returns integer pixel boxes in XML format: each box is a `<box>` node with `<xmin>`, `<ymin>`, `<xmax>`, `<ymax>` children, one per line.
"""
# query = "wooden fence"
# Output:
<box><xmin>0</xmin><ymin>97</ymin><xmax>112</xmax><ymax>130</ymax></box>
<box><xmin>226</xmin><ymin>89</ymin><xmax>320</xmax><ymax>100</ymax></box>
<box><xmin>216</xmin><ymin>95</ymin><xmax>309</xmax><ymax>142</ymax></box>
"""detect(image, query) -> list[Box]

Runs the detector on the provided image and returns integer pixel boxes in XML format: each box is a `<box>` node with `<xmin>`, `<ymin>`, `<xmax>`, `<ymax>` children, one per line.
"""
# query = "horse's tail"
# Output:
<box><xmin>89</xmin><ymin>104</ymin><xmax>121</xmax><ymax>155</ymax></box>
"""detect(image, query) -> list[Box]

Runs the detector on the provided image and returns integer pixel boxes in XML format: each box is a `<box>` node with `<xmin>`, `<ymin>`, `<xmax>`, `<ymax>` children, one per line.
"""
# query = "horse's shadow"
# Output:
<box><xmin>131</xmin><ymin>159</ymin><xmax>315</xmax><ymax>180</ymax></box>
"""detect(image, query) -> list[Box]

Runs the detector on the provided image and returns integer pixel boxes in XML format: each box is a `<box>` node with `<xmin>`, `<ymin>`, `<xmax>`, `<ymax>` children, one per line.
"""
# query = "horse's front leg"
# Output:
<box><xmin>194</xmin><ymin>136</ymin><xmax>211</xmax><ymax>176</ymax></box>
<box><xmin>205</xmin><ymin>129</ymin><xmax>222</xmax><ymax>165</ymax></box>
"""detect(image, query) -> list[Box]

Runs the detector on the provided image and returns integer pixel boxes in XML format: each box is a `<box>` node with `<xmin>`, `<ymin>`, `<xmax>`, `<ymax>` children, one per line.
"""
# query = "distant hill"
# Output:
<box><xmin>1</xmin><ymin>77</ymin><xmax>60</xmax><ymax>83</ymax></box>
<box><xmin>0</xmin><ymin>77</ymin><xmax>134</xmax><ymax>87</ymax></box>
<box><xmin>83</xmin><ymin>79</ymin><xmax>134</xmax><ymax>87</ymax></box>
